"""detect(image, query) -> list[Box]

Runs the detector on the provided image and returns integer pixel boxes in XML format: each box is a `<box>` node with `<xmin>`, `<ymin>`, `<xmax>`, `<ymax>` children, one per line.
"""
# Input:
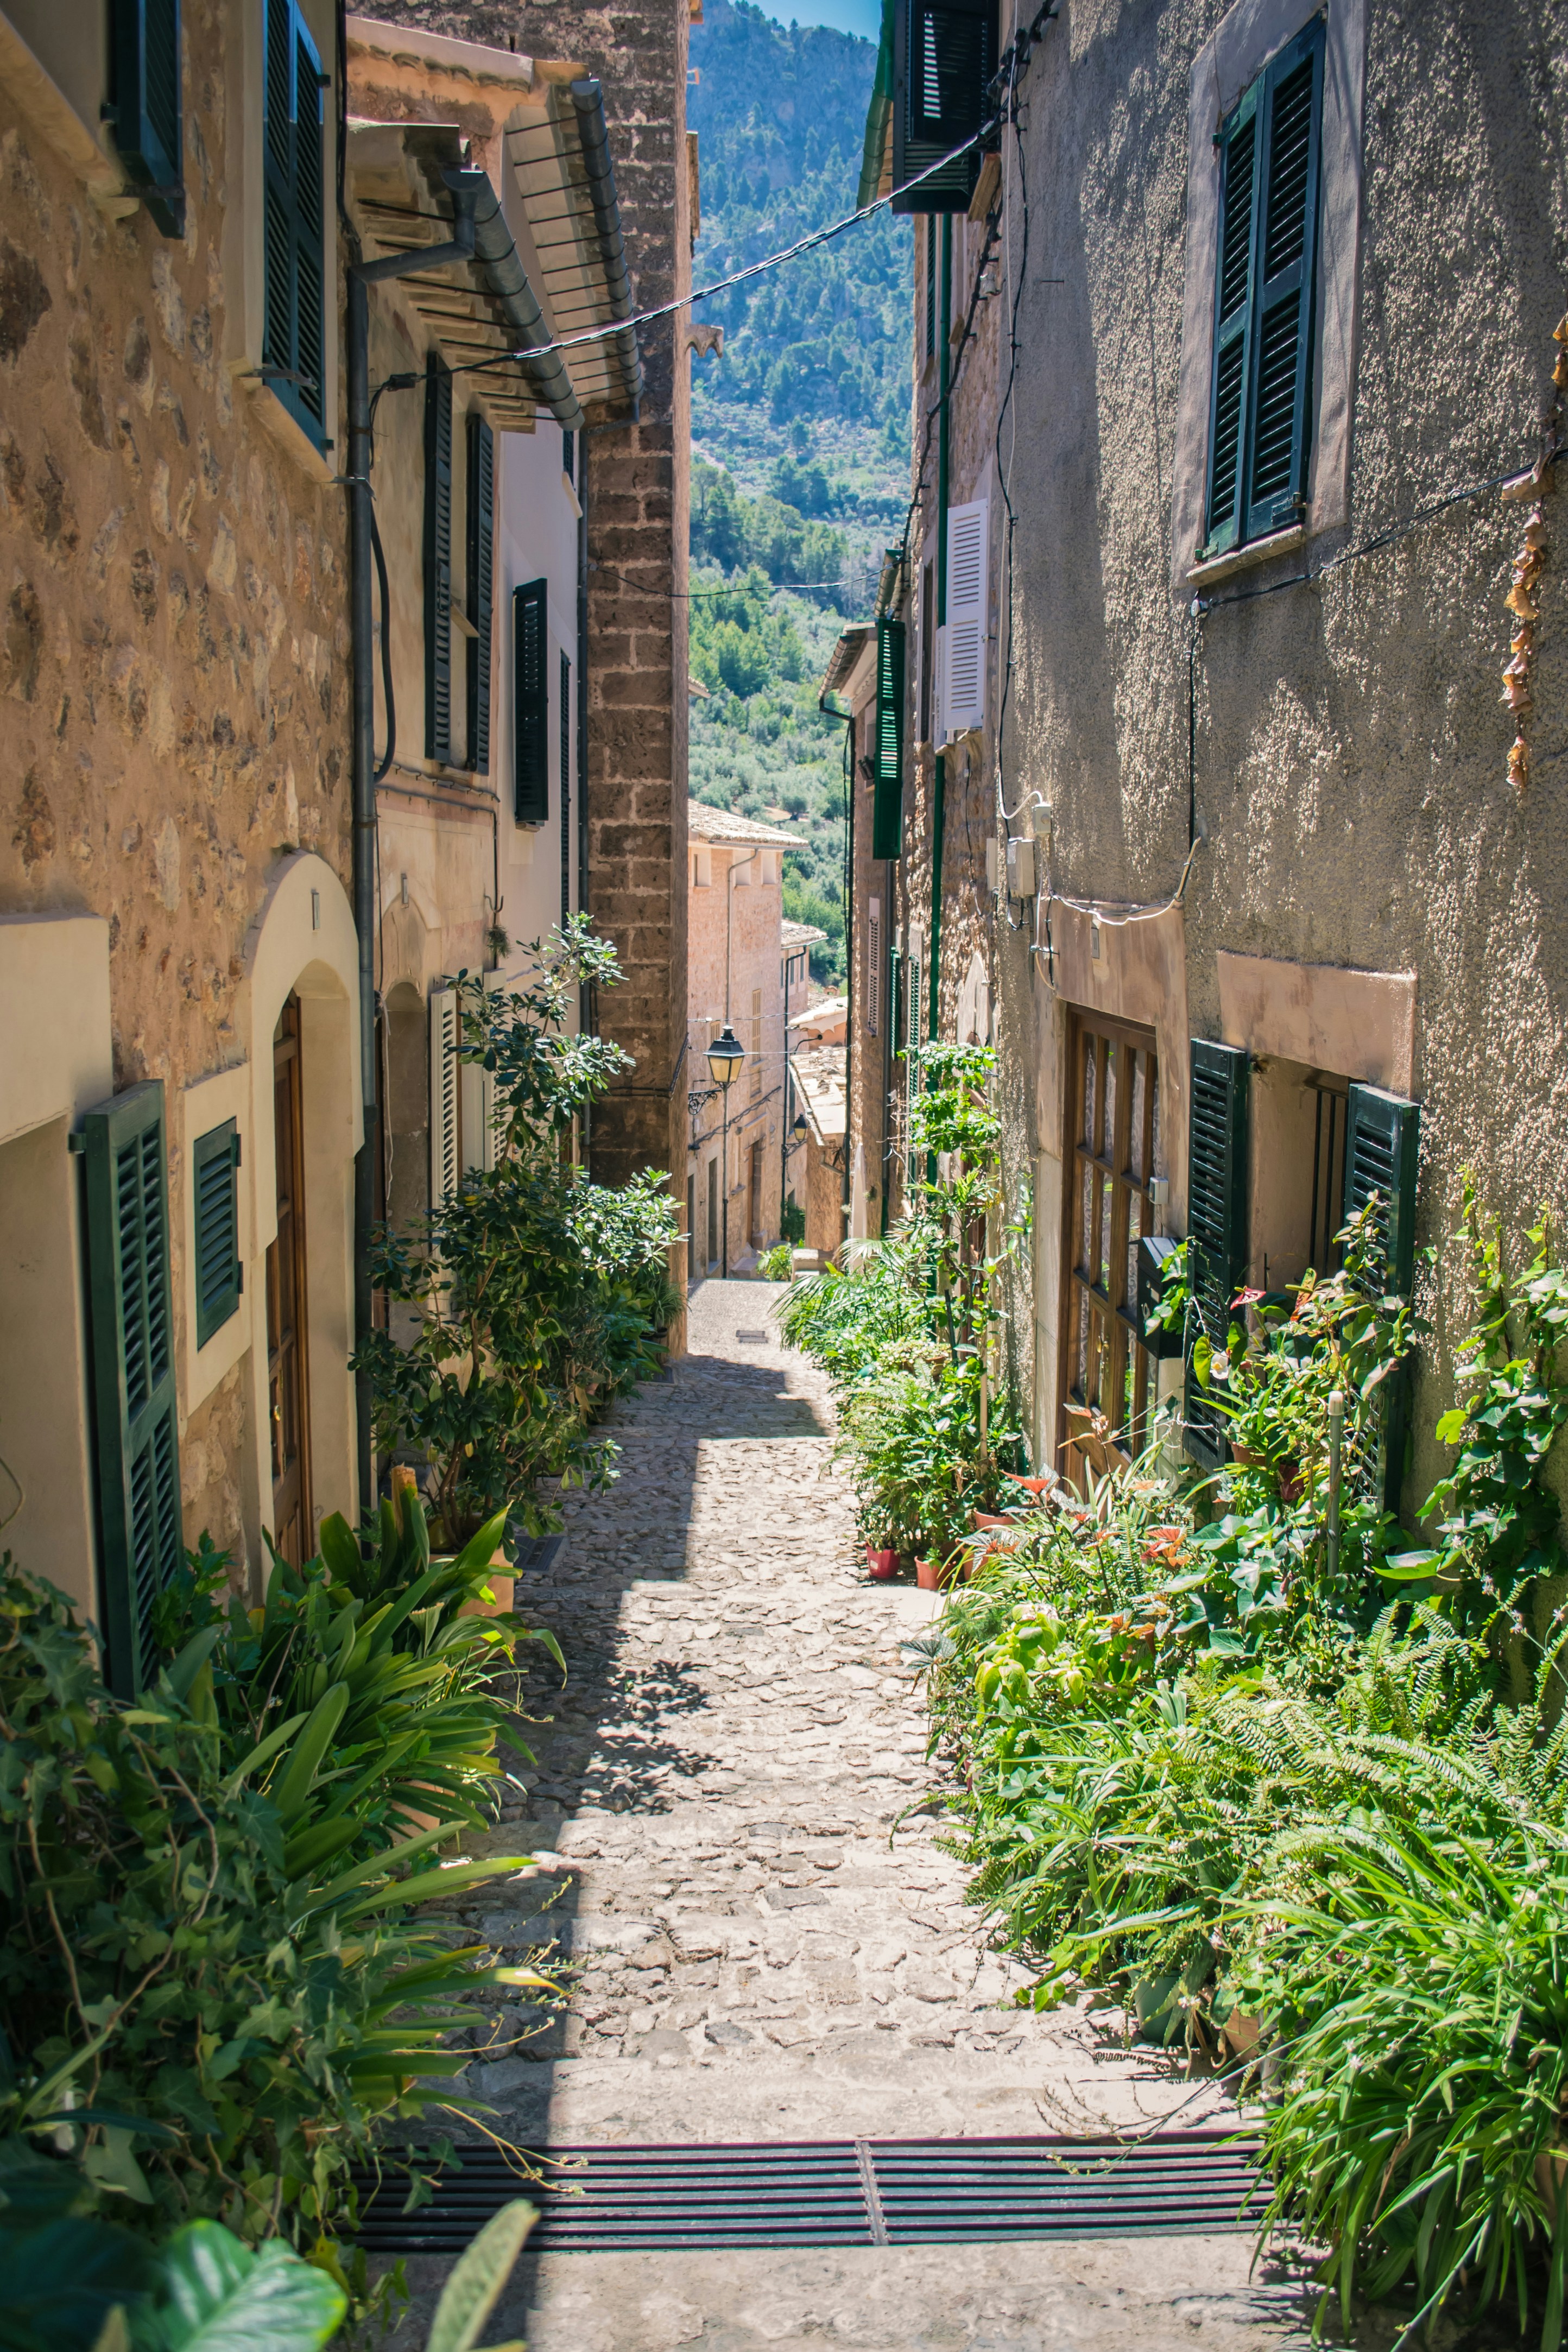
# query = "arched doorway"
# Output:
<box><xmin>266</xmin><ymin>994</ymin><xmax>312</xmax><ymax>1563</ymax></box>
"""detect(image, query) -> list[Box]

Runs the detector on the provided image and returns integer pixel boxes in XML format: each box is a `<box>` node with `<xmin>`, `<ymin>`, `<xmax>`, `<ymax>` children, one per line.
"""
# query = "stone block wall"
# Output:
<box><xmin>0</xmin><ymin>15</ymin><xmax>351</xmax><ymax>1557</ymax></box>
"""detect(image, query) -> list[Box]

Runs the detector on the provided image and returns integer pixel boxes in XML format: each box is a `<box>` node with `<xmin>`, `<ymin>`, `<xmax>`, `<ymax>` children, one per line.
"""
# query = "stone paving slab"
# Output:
<box><xmin>397</xmin><ymin>1282</ymin><xmax>1325</xmax><ymax>2343</ymax></box>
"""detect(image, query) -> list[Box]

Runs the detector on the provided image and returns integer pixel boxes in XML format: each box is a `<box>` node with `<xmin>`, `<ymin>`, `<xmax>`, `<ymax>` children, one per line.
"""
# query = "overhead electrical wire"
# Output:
<box><xmin>451</xmin><ymin>128</ymin><xmax>990</xmax><ymax>387</ymax></box>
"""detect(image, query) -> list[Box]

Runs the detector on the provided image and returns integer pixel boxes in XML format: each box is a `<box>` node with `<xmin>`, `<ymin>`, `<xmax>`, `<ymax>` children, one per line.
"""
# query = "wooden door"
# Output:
<box><xmin>266</xmin><ymin>995</ymin><xmax>312</xmax><ymax>1563</ymax></box>
<box><xmin>1059</xmin><ymin>1010</ymin><xmax>1160</xmax><ymax>1483</ymax></box>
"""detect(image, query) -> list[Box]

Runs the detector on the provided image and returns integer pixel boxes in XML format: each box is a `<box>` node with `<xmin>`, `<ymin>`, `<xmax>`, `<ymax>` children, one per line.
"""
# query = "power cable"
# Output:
<box><xmin>451</xmin><ymin>127</ymin><xmax>991</xmax><ymax>386</ymax></box>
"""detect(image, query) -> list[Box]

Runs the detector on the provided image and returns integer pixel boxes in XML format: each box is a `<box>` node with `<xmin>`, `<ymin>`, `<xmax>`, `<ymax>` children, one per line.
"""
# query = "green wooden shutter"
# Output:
<box><xmin>424</xmin><ymin>353</ymin><xmax>454</xmax><ymax>762</ymax></box>
<box><xmin>79</xmin><ymin>1083</ymin><xmax>182</xmax><ymax>1696</ymax></box>
<box><xmin>465</xmin><ymin>412</ymin><xmax>494</xmax><ymax>774</ymax></box>
<box><xmin>893</xmin><ymin>0</ymin><xmax>997</xmax><ymax>216</ymax></box>
<box><xmin>1203</xmin><ymin>18</ymin><xmax>1323</xmax><ymax>558</ymax></box>
<box><xmin>1344</xmin><ymin>1082</ymin><xmax>1420</xmax><ymax>1512</ymax></box>
<box><xmin>513</xmin><ymin>579</ymin><xmax>548</xmax><ymax>823</ymax></box>
<box><xmin>110</xmin><ymin>0</ymin><xmax>185</xmax><ymax>238</ymax></box>
<box><xmin>192</xmin><ymin>1118</ymin><xmax>242</xmax><ymax>1349</ymax></box>
<box><xmin>1244</xmin><ymin>21</ymin><xmax>1324</xmax><ymax>543</ymax></box>
<box><xmin>1184</xmin><ymin>1039</ymin><xmax>1250</xmax><ymax>1469</ymax></box>
<box><xmin>872</xmin><ymin>614</ymin><xmax>905</xmax><ymax>861</ymax></box>
<box><xmin>261</xmin><ymin>0</ymin><xmax>326</xmax><ymax>442</ymax></box>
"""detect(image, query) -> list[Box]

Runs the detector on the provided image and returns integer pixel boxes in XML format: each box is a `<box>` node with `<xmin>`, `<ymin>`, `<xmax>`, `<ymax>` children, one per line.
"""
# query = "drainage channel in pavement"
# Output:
<box><xmin>354</xmin><ymin>2133</ymin><xmax>1268</xmax><ymax>2254</ymax></box>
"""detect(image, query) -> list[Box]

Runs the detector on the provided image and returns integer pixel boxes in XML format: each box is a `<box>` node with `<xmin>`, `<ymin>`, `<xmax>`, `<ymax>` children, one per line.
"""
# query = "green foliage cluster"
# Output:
<box><xmin>922</xmin><ymin>1190</ymin><xmax>1568</xmax><ymax>2347</ymax></box>
<box><xmin>690</xmin><ymin>470</ymin><xmax>849</xmax><ymax>598</ymax></box>
<box><xmin>777</xmin><ymin>1045</ymin><xmax>1026</xmax><ymax>1561</ymax></box>
<box><xmin>688</xmin><ymin>562</ymin><xmax>808</xmax><ymax>700</ymax></box>
<box><xmin>688</xmin><ymin>0</ymin><xmax>911</xmax><ymax>440</ymax></box>
<box><xmin>353</xmin><ymin>920</ymin><xmax>680</xmax><ymax>1550</ymax></box>
<box><xmin>0</xmin><ymin>1505</ymin><xmax>557</xmax><ymax>2323</ymax></box>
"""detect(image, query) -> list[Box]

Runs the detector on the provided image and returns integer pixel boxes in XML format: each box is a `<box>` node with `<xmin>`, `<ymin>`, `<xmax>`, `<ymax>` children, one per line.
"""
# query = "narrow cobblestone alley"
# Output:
<box><xmin>408</xmin><ymin>1285</ymin><xmax>1316</xmax><ymax>2350</ymax></box>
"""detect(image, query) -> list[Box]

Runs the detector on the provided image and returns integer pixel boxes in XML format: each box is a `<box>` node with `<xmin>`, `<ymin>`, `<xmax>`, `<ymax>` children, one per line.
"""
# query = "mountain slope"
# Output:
<box><xmin>687</xmin><ymin>0</ymin><xmax>911</xmax><ymax>981</ymax></box>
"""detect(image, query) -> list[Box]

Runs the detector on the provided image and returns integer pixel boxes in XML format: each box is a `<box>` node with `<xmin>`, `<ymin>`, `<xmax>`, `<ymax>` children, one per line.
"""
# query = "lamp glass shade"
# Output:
<box><xmin>792</xmin><ymin>1112</ymin><xmax>808</xmax><ymax>1140</ymax></box>
<box><xmin>707</xmin><ymin>1025</ymin><xmax>745</xmax><ymax>1089</ymax></box>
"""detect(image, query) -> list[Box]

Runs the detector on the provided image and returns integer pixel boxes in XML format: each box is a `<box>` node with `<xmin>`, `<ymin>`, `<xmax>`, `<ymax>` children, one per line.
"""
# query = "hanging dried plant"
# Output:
<box><xmin>1500</xmin><ymin>311</ymin><xmax>1567</xmax><ymax>786</ymax></box>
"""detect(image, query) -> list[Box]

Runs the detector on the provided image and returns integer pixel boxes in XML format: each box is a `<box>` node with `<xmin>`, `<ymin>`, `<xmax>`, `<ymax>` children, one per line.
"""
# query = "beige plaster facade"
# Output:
<box><xmin>685</xmin><ymin>800</ymin><xmax>798</xmax><ymax>1276</ymax></box>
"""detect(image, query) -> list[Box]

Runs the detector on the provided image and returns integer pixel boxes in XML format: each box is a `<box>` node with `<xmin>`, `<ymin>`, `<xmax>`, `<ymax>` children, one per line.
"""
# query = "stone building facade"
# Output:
<box><xmin>859</xmin><ymin>0</ymin><xmax>1568</xmax><ymax>1513</ymax></box>
<box><xmin>366</xmin><ymin>0</ymin><xmax>694</xmax><ymax>1290</ymax></box>
<box><xmin>0</xmin><ymin>0</ymin><xmax>360</xmax><ymax>1655</ymax></box>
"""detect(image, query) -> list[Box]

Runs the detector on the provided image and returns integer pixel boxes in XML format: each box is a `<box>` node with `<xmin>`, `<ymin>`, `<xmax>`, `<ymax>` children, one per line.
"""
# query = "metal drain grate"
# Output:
<box><xmin>352</xmin><ymin>2134</ymin><xmax>1268</xmax><ymax>2255</ymax></box>
<box><xmin>735</xmin><ymin>1329</ymin><xmax>769</xmax><ymax>1344</ymax></box>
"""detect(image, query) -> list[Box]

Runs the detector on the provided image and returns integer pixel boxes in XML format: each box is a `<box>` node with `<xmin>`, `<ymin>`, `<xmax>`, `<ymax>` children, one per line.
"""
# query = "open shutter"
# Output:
<box><xmin>429</xmin><ymin>987</ymin><xmax>460</xmax><ymax>1209</ymax></box>
<box><xmin>425</xmin><ymin>353</ymin><xmax>454</xmax><ymax>761</ymax></box>
<box><xmin>79</xmin><ymin>1083</ymin><xmax>182</xmax><ymax>1696</ymax></box>
<box><xmin>192</xmin><ymin>1118</ymin><xmax>242</xmax><ymax>1348</ymax></box>
<box><xmin>110</xmin><ymin>0</ymin><xmax>185</xmax><ymax>237</ymax></box>
<box><xmin>1203</xmin><ymin>18</ymin><xmax>1323</xmax><ymax>557</ymax></box>
<box><xmin>261</xmin><ymin>0</ymin><xmax>325</xmax><ymax>442</ymax></box>
<box><xmin>872</xmin><ymin>614</ymin><xmax>905</xmax><ymax>861</ymax></box>
<box><xmin>867</xmin><ymin>897</ymin><xmax>882</xmax><ymax>1036</ymax></box>
<box><xmin>465</xmin><ymin>413</ymin><xmax>494</xmax><ymax>774</ymax></box>
<box><xmin>941</xmin><ymin>497</ymin><xmax>988</xmax><ymax>738</ymax></box>
<box><xmin>560</xmin><ymin>650</ymin><xmax>572</xmax><ymax>921</ymax></box>
<box><xmin>1184</xmin><ymin>1040</ymin><xmax>1249</xmax><ymax>1468</ymax></box>
<box><xmin>1344</xmin><ymin>1083</ymin><xmax>1420</xmax><ymax>1511</ymax></box>
<box><xmin>893</xmin><ymin>0</ymin><xmax>996</xmax><ymax>216</ymax></box>
<box><xmin>1243</xmin><ymin>20</ymin><xmax>1324</xmax><ymax>543</ymax></box>
<box><xmin>513</xmin><ymin>580</ymin><xmax>549</xmax><ymax>823</ymax></box>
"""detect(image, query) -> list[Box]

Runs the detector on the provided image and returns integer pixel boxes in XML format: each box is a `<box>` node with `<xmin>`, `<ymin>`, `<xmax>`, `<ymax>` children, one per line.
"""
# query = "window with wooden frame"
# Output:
<box><xmin>1059</xmin><ymin>1011</ymin><xmax>1161</xmax><ymax>1483</ymax></box>
<box><xmin>750</xmin><ymin>987</ymin><xmax>762</xmax><ymax>1101</ymax></box>
<box><xmin>265</xmin><ymin>997</ymin><xmax>312</xmax><ymax>1568</ymax></box>
<box><xmin>872</xmin><ymin>613</ymin><xmax>905</xmax><ymax>861</ymax></box>
<box><xmin>513</xmin><ymin>579</ymin><xmax>548</xmax><ymax>824</ymax></box>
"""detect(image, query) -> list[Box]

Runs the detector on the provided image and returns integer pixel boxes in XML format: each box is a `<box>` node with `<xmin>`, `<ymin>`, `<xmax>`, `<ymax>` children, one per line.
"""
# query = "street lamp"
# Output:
<box><xmin>706</xmin><ymin>1025</ymin><xmax>745</xmax><ymax>1278</ymax></box>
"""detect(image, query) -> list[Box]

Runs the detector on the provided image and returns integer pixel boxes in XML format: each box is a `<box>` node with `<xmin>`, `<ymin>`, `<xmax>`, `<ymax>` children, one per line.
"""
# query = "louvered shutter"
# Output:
<box><xmin>261</xmin><ymin>0</ymin><xmax>326</xmax><ymax>442</ymax></box>
<box><xmin>867</xmin><ymin>898</ymin><xmax>881</xmax><ymax>1036</ymax></box>
<box><xmin>79</xmin><ymin>1083</ymin><xmax>182</xmax><ymax>1696</ymax></box>
<box><xmin>893</xmin><ymin>0</ymin><xmax>996</xmax><ymax>216</ymax></box>
<box><xmin>1343</xmin><ymin>1082</ymin><xmax>1420</xmax><ymax>1511</ymax></box>
<box><xmin>1184</xmin><ymin>1040</ymin><xmax>1250</xmax><ymax>1469</ymax></box>
<box><xmin>1203</xmin><ymin>18</ymin><xmax>1323</xmax><ymax>557</ymax></box>
<box><xmin>192</xmin><ymin>1118</ymin><xmax>242</xmax><ymax>1348</ymax></box>
<box><xmin>872</xmin><ymin>614</ymin><xmax>905</xmax><ymax>861</ymax></box>
<box><xmin>465</xmin><ymin>413</ymin><xmax>494</xmax><ymax>774</ymax></box>
<box><xmin>425</xmin><ymin>354</ymin><xmax>454</xmax><ymax>762</ymax></box>
<box><xmin>560</xmin><ymin>650</ymin><xmax>572</xmax><ymax>920</ymax></box>
<box><xmin>513</xmin><ymin>579</ymin><xmax>549</xmax><ymax>823</ymax></box>
<box><xmin>429</xmin><ymin>987</ymin><xmax>460</xmax><ymax>1209</ymax></box>
<box><xmin>110</xmin><ymin>0</ymin><xmax>185</xmax><ymax>238</ymax></box>
<box><xmin>941</xmin><ymin>498</ymin><xmax>988</xmax><ymax>737</ymax></box>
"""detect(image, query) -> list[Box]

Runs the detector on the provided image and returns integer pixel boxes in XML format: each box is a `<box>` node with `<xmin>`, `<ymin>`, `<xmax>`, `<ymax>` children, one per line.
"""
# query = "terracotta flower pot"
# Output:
<box><xmin>459</xmin><ymin>1557</ymin><xmax>515</xmax><ymax>1620</ymax></box>
<box><xmin>865</xmin><ymin>1546</ymin><xmax>897</xmax><ymax>1580</ymax></box>
<box><xmin>972</xmin><ymin>1512</ymin><xmax>1011</xmax><ymax>1531</ymax></box>
<box><xmin>916</xmin><ymin>1555</ymin><xmax>952</xmax><ymax>1591</ymax></box>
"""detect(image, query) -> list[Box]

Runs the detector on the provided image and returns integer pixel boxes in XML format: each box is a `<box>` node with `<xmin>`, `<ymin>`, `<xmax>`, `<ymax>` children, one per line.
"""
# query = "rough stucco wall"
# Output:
<box><xmin>0</xmin><ymin>19</ymin><xmax>350</xmax><ymax>1559</ymax></box>
<box><xmin>992</xmin><ymin>0</ymin><xmax>1568</xmax><ymax>1501</ymax></box>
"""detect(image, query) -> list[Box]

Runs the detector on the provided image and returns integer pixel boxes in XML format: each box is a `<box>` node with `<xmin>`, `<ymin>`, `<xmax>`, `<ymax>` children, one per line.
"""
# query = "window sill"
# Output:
<box><xmin>1186</xmin><ymin>524</ymin><xmax>1306</xmax><ymax>590</ymax></box>
<box><xmin>238</xmin><ymin>370</ymin><xmax>334</xmax><ymax>488</ymax></box>
<box><xmin>0</xmin><ymin>12</ymin><xmax>131</xmax><ymax>212</ymax></box>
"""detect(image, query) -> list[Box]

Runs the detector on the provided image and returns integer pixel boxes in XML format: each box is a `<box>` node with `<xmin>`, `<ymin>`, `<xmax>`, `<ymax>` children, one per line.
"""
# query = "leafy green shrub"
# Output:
<box><xmin>355</xmin><ymin>921</ymin><xmax>679</xmax><ymax>1547</ymax></box>
<box><xmin>0</xmin><ymin>1561</ymin><xmax>547</xmax><ymax>2274</ymax></box>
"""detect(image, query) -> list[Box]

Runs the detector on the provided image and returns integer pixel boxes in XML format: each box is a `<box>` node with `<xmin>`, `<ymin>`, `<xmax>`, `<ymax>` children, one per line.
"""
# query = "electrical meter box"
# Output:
<box><xmin>1006</xmin><ymin>836</ymin><xmax>1036</xmax><ymax>899</ymax></box>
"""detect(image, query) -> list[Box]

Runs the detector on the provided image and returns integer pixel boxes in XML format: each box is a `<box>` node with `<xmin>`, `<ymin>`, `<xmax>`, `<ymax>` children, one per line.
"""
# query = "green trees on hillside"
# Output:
<box><xmin>688</xmin><ymin>0</ymin><xmax>911</xmax><ymax>439</ymax></box>
<box><xmin>691</xmin><ymin>462</ymin><xmax>851</xmax><ymax>594</ymax></box>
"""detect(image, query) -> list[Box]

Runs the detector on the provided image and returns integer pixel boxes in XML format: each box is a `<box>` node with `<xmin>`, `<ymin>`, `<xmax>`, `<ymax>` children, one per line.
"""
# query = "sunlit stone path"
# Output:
<box><xmin>401</xmin><ymin>1282</ymin><xmax>1318</xmax><ymax>2350</ymax></box>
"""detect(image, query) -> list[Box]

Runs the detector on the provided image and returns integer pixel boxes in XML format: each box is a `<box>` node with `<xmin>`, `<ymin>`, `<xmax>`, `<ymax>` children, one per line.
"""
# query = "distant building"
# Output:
<box><xmin>685</xmin><ymin>800</ymin><xmax>801</xmax><ymax>1275</ymax></box>
<box><xmin>788</xmin><ymin>1042</ymin><xmax>848</xmax><ymax>1261</ymax></box>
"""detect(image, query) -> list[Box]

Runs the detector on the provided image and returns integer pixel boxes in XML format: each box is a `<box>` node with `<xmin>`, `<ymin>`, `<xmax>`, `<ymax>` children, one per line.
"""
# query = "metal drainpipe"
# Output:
<box><xmin>928</xmin><ymin>213</ymin><xmax>951</xmax><ymax>1062</ymax></box>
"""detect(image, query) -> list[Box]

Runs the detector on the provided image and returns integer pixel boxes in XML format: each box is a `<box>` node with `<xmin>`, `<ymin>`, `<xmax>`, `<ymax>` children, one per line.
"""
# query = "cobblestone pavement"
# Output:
<box><xmin>404</xmin><ymin>1284</ymin><xmax>1319</xmax><ymax>2350</ymax></box>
